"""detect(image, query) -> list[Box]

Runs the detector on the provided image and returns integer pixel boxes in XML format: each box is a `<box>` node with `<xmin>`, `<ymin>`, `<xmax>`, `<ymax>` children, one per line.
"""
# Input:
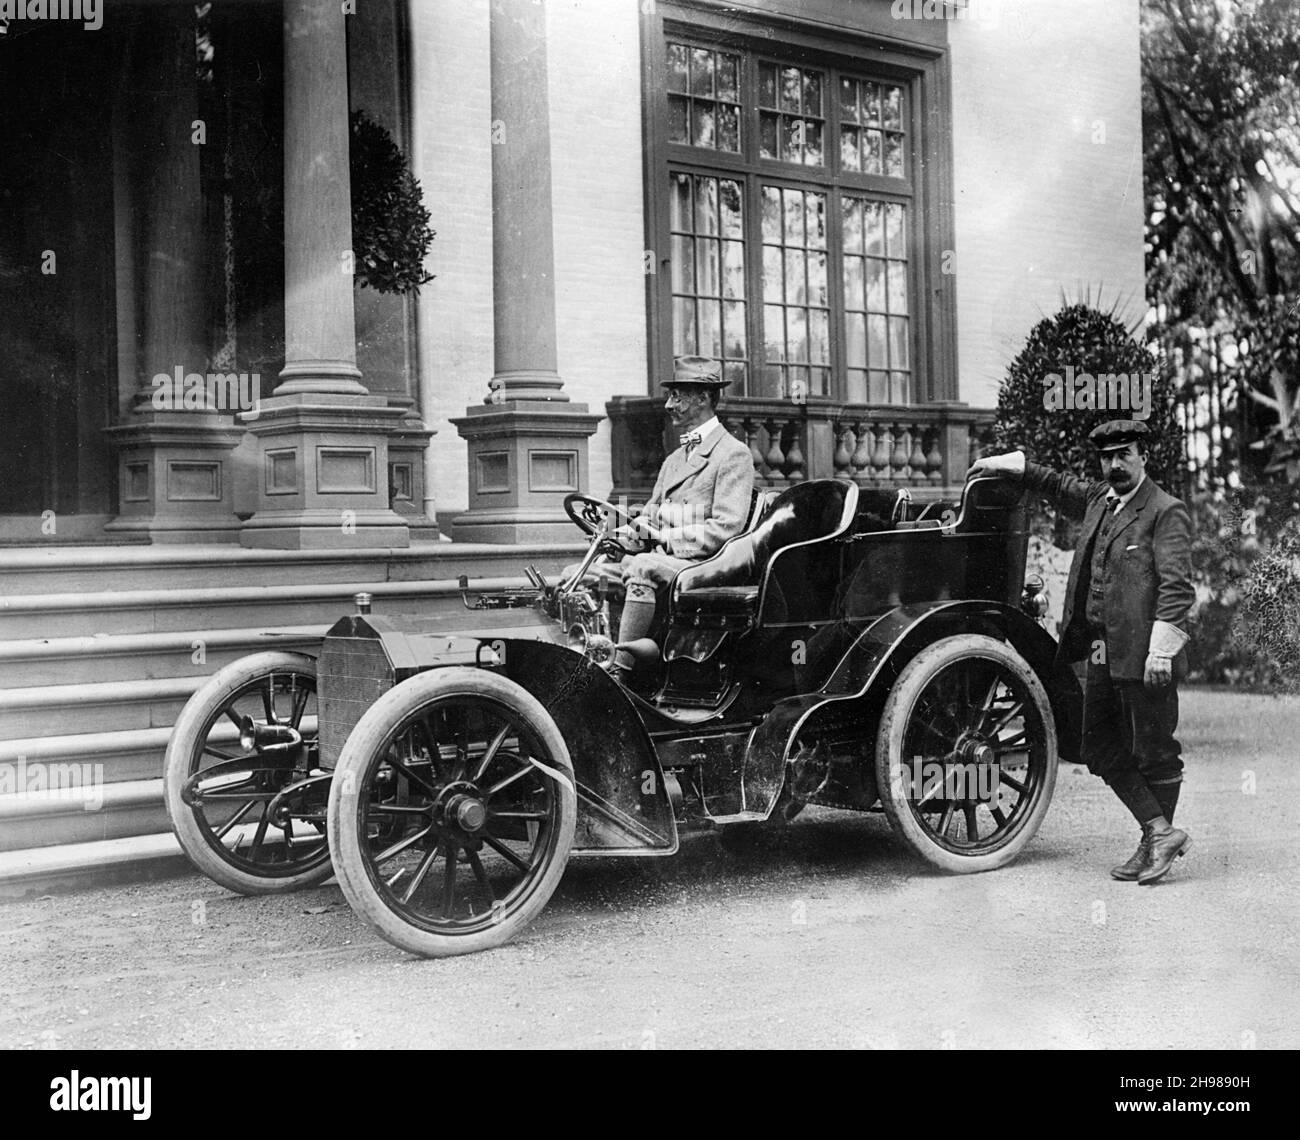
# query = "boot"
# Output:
<box><xmin>1109</xmin><ymin>829</ymin><xmax>1152</xmax><ymax>881</ymax></box>
<box><xmin>1138</xmin><ymin>817</ymin><xmax>1191</xmax><ymax>884</ymax></box>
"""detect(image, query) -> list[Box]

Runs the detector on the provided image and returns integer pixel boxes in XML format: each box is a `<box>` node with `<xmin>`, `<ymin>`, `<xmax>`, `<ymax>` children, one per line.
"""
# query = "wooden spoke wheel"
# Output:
<box><xmin>875</xmin><ymin>634</ymin><xmax>1057</xmax><ymax>873</ymax></box>
<box><xmin>163</xmin><ymin>652</ymin><xmax>333</xmax><ymax>894</ymax></box>
<box><xmin>327</xmin><ymin>668</ymin><xmax>576</xmax><ymax>958</ymax></box>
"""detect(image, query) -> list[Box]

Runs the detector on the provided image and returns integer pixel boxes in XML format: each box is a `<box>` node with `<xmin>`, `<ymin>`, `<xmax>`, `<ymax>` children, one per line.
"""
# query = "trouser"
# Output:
<box><xmin>561</xmin><ymin>550</ymin><xmax>696</xmax><ymax>657</ymax></box>
<box><xmin>1082</xmin><ymin>653</ymin><xmax>1184</xmax><ymax>825</ymax></box>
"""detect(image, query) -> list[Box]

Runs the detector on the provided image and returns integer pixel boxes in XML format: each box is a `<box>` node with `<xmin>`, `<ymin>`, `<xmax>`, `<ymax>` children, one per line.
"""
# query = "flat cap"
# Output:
<box><xmin>1088</xmin><ymin>419</ymin><xmax>1149</xmax><ymax>452</ymax></box>
<box><xmin>663</xmin><ymin>355</ymin><xmax>729</xmax><ymax>388</ymax></box>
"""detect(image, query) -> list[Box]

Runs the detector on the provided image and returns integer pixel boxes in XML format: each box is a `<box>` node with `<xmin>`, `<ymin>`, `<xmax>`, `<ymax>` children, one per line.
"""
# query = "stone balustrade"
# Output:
<box><xmin>607</xmin><ymin>395</ymin><xmax>996</xmax><ymax>502</ymax></box>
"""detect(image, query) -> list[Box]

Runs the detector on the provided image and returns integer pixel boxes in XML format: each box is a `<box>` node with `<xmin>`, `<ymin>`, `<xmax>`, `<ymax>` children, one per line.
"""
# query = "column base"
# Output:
<box><xmin>238</xmin><ymin>392</ymin><xmax>412</xmax><ymax>550</ymax></box>
<box><xmin>449</xmin><ymin>400</ymin><xmax>601</xmax><ymax>544</ymax></box>
<box><xmin>104</xmin><ymin>414</ymin><xmax>245</xmax><ymax>544</ymax></box>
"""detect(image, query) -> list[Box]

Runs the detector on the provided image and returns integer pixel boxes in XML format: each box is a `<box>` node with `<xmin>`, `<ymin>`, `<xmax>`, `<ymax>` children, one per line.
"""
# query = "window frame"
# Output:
<box><xmin>641</xmin><ymin>0</ymin><xmax>957</xmax><ymax>407</ymax></box>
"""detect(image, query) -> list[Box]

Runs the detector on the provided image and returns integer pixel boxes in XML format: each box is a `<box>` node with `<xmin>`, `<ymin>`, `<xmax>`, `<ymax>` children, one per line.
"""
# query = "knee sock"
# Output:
<box><xmin>615</xmin><ymin>583</ymin><xmax>657</xmax><ymax>670</ymax></box>
<box><xmin>1105</xmin><ymin>770</ymin><xmax>1163</xmax><ymax>828</ymax></box>
<box><xmin>1149</xmin><ymin>779</ymin><xmax>1181</xmax><ymax>824</ymax></box>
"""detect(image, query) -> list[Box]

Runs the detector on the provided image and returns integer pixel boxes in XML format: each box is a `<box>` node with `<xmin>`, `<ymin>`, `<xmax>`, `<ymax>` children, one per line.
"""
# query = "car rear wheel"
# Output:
<box><xmin>327</xmin><ymin>668</ymin><xmax>577</xmax><ymax>958</ymax></box>
<box><xmin>875</xmin><ymin>634</ymin><xmax>1057</xmax><ymax>873</ymax></box>
<box><xmin>163</xmin><ymin>652</ymin><xmax>333</xmax><ymax>894</ymax></box>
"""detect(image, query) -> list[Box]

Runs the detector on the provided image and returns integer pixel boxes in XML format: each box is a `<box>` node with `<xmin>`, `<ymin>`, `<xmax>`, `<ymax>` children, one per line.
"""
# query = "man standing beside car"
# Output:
<box><xmin>968</xmin><ymin>420</ymin><xmax>1195</xmax><ymax>884</ymax></box>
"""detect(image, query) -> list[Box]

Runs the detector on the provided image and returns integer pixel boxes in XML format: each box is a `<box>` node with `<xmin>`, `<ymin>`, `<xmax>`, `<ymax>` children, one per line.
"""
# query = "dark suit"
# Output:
<box><xmin>1019</xmin><ymin>461</ymin><xmax>1194</xmax><ymax>815</ymax></box>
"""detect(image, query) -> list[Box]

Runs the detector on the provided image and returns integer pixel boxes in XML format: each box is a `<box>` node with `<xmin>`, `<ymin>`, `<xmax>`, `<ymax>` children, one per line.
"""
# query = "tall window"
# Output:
<box><xmin>652</xmin><ymin>24</ymin><xmax>937</xmax><ymax>406</ymax></box>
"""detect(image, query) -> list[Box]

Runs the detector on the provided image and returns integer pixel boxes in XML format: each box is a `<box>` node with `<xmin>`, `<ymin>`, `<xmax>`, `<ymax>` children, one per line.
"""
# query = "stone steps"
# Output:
<box><xmin>0</xmin><ymin>541</ymin><xmax>581</xmax><ymax>878</ymax></box>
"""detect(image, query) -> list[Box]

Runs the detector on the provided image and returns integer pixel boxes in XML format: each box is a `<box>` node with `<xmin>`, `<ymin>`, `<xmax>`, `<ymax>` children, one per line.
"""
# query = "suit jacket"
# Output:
<box><xmin>643</xmin><ymin>423</ymin><xmax>755</xmax><ymax>560</ymax></box>
<box><xmin>1020</xmin><ymin>461</ymin><xmax>1194</xmax><ymax>680</ymax></box>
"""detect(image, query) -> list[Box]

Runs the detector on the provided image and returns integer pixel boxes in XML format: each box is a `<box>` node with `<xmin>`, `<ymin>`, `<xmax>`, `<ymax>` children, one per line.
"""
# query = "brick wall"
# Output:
<box><xmin>948</xmin><ymin>0</ymin><xmax>1145</xmax><ymax>410</ymax></box>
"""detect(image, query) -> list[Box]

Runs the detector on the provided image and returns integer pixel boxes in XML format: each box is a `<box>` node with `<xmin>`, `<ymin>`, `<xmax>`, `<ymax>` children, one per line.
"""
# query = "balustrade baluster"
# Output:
<box><xmin>833</xmin><ymin>421</ymin><xmax>854</xmax><ymax>481</ymax></box>
<box><xmin>764</xmin><ymin>418</ymin><xmax>786</xmax><ymax>484</ymax></box>
<box><xmin>851</xmin><ymin>419</ymin><xmax>874</xmax><ymax>484</ymax></box>
<box><xmin>925</xmin><ymin>427</ymin><xmax>943</xmax><ymax>485</ymax></box>
<box><xmin>908</xmin><ymin>425</ymin><xmax>926</xmax><ymax>484</ymax></box>
<box><xmin>784</xmin><ymin>427</ymin><xmax>805</xmax><ymax>482</ymax></box>
<box><xmin>743</xmin><ymin>417</ymin><xmax>767</xmax><ymax>479</ymax></box>
<box><xmin>873</xmin><ymin>423</ymin><xmax>893</xmax><ymax>482</ymax></box>
<box><xmin>891</xmin><ymin>423</ymin><xmax>910</xmax><ymax>481</ymax></box>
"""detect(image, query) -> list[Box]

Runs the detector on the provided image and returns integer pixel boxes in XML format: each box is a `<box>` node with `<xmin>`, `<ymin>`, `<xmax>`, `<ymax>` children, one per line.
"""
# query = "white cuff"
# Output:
<box><xmin>1006</xmin><ymin>449</ymin><xmax>1026</xmax><ymax>475</ymax></box>
<box><xmin>1148</xmin><ymin>620</ymin><xmax>1189</xmax><ymax>658</ymax></box>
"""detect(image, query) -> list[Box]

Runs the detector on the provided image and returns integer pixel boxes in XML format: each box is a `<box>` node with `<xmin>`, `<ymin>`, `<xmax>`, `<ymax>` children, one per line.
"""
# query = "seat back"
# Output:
<box><xmin>673</xmin><ymin>480</ymin><xmax>857</xmax><ymax>596</ymax></box>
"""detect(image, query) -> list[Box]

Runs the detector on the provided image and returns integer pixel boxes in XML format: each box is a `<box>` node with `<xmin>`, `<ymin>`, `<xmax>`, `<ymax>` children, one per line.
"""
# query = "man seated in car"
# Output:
<box><xmin>577</xmin><ymin>355</ymin><xmax>755</xmax><ymax>679</ymax></box>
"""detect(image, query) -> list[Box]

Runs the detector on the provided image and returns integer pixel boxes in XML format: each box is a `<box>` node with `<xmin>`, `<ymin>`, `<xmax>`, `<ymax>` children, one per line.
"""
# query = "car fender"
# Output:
<box><xmin>738</xmin><ymin>602</ymin><xmax>1081</xmax><ymax>815</ymax></box>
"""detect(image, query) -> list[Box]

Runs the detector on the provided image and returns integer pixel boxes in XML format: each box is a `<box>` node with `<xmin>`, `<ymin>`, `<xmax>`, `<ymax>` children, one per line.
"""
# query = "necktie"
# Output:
<box><xmin>680</xmin><ymin>431</ymin><xmax>702</xmax><ymax>456</ymax></box>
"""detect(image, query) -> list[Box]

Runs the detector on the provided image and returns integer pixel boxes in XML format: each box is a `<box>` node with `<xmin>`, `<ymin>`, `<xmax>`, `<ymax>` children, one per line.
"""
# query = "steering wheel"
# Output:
<box><xmin>564</xmin><ymin>494</ymin><xmax>637</xmax><ymax>540</ymax></box>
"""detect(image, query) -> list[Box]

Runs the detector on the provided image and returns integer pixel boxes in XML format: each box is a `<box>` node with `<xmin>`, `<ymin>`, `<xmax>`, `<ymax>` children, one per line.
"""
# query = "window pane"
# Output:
<box><xmin>668</xmin><ymin>96</ymin><xmax>689</xmax><ymax>144</ymax></box>
<box><xmin>866</xmin><ymin>258</ymin><xmax>886</xmax><ymax>311</ymax></box>
<box><xmin>670</xmin><ymin>173</ymin><xmax>691</xmax><ymax>231</ymax></box>
<box><xmin>723</xmin><ymin>241</ymin><xmax>746</xmax><ymax>299</ymax></box>
<box><xmin>724</xmin><ymin>361</ymin><xmax>747</xmax><ymax>389</ymax></box>
<box><xmin>863</xmin><ymin>201</ymin><xmax>885</xmax><ymax>257</ymax></box>
<box><xmin>720</xmin><ymin>180</ymin><xmax>743</xmax><ymax>236</ymax></box>
<box><xmin>889</xmin><ymin>316</ymin><xmax>910</xmax><ymax>370</ymax></box>
<box><xmin>717</xmin><ymin>55</ymin><xmax>739</xmax><ymax>102</ymax></box>
<box><xmin>809</xmin><ymin>309</ymin><xmax>829</xmax><ymax>364</ymax></box>
<box><xmin>763</xmin><ymin>246</ymin><xmax>784</xmax><ymax>303</ymax></box>
<box><xmin>698</xmin><ymin>299</ymin><xmax>722</xmax><ymax>357</ymax></box>
<box><xmin>840</xmin><ymin>125</ymin><xmax>860</xmax><ymax>172</ymax></box>
<box><xmin>805</xmin><ymin>121</ymin><xmax>823</xmax><ymax>166</ymax></box>
<box><xmin>885</xmin><ymin>132</ymin><xmax>904</xmax><ymax>178</ymax></box>
<box><xmin>671</xmin><ymin>234</ymin><xmax>694</xmax><ymax>292</ymax></box>
<box><xmin>760</xmin><ymin>113</ymin><xmax>778</xmax><ymax>159</ymax></box>
<box><xmin>780</xmin><ymin>67</ymin><xmax>801</xmax><ymax>112</ymax></box>
<box><xmin>840</xmin><ymin>77</ymin><xmax>858</xmax><ymax>123</ymax></box>
<box><xmin>846</xmin><ymin>312</ymin><xmax>866</xmax><ymax>370</ymax></box>
<box><xmin>697</xmin><ymin>237</ymin><xmax>720</xmax><ymax>296</ymax></box>
<box><xmin>782</xmin><ymin>117</ymin><xmax>801</xmax><ymax>163</ymax></box>
<box><xmin>887</xmin><ymin>261</ymin><xmax>908</xmax><ymax>313</ymax></box>
<box><xmin>803</xmin><ymin>71</ymin><xmax>822</xmax><ymax>115</ymax></box>
<box><xmin>869</xmin><ymin>371</ymin><xmax>889</xmax><ymax>404</ymax></box>
<box><xmin>868</xmin><ymin>314</ymin><xmax>887</xmax><ymax>365</ymax></box>
<box><xmin>693</xmin><ymin>104</ymin><xmax>715</xmax><ymax>149</ymax></box>
<box><xmin>674</xmin><ymin>297</ymin><xmax>696</xmax><ymax>354</ymax></box>
<box><xmin>863</xmin><ymin>82</ymin><xmax>881</xmax><ymax>125</ymax></box>
<box><xmin>724</xmin><ymin>301</ymin><xmax>747</xmax><ymax>356</ymax></box>
<box><xmin>764</xmin><ymin>304</ymin><xmax>786</xmax><ymax>360</ymax></box>
<box><xmin>667</xmin><ymin>44</ymin><xmax>689</xmax><ymax>92</ymax></box>
<box><xmin>759</xmin><ymin>62</ymin><xmax>776</xmax><ymax>107</ymax></box>
<box><xmin>691</xmin><ymin>49</ymin><xmax>715</xmax><ymax>97</ymax></box>
<box><xmin>843</xmin><ymin>255</ymin><xmax>864</xmax><ymax>310</ymax></box>
<box><xmin>695</xmin><ymin>176</ymin><xmax>718</xmax><ymax>235</ymax></box>
<box><xmin>843</xmin><ymin>197</ymin><xmax>862</xmax><ymax>252</ymax></box>
<box><xmin>847</xmin><ymin>370</ymin><xmax>868</xmax><ymax>404</ymax></box>
<box><xmin>891</xmin><ymin>373</ymin><xmax>911</xmax><ymax>403</ymax></box>
<box><xmin>805</xmin><ymin>194</ymin><xmax>826</xmax><ymax>249</ymax></box>
<box><xmin>783</xmin><ymin>189</ymin><xmax>804</xmax><ymax>245</ymax></box>
<box><xmin>883</xmin><ymin>84</ymin><xmax>903</xmax><ymax>130</ymax></box>
<box><xmin>808</xmin><ymin>251</ymin><xmax>827</xmax><ymax>305</ymax></box>
<box><xmin>864</xmin><ymin>129</ymin><xmax>883</xmax><ymax>174</ymax></box>
<box><xmin>784</xmin><ymin>248</ymin><xmax>806</xmax><ymax>305</ymax></box>
<box><xmin>717</xmin><ymin>103</ymin><xmax>740</xmax><ymax>152</ymax></box>
<box><xmin>885</xmin><ymin>204</ymin><xmax>906</xmax><ymax>257</ymax></box>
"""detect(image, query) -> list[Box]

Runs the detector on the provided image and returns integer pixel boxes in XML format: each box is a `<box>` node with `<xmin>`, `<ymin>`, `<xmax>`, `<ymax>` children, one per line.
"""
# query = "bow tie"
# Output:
<box><xmin>680</xmin><ymin>430</ymin><xmax>703</xmax><ymax>455</ymax></box>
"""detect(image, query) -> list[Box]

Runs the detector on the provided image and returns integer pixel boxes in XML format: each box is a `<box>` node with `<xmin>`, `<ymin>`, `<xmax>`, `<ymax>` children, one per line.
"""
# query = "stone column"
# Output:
<box><xmin>450</xmin><ymin>0</ymin><xmax>599</xmax><ymax>542</ymax></box>
<box><xmin>239</xmin><ymin>0</ymin><xmax>408</xmax><ymax>549</ymax></box>
<box><xmin>105</xmin><ymin>8</ymin><xmax>243</xmax><ymax>543</ymax></box>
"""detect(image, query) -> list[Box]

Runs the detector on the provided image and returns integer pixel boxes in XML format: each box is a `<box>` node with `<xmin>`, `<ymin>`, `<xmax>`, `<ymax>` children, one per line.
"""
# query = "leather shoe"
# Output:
<box><xmin>1109</xmin><ymin>832</ymin><xmax>1151</xmax><ymax>881</ymax></box>
<box><xmin>1138</xmin><ymin>824</ymin><xmax>1191</xmax><ymax>884</ymax></box>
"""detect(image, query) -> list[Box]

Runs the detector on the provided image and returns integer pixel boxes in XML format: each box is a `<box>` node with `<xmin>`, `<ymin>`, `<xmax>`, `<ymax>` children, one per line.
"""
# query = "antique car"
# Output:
<box><xmin>163</xmin><ymin>474</ymin><xmax>1082</xmax><ymax>957</ymax></box>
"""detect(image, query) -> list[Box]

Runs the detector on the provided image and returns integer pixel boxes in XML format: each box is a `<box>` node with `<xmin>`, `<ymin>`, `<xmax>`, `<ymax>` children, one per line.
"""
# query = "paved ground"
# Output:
<box><xmin>1</xmin><ymin>689</ymin><xmax>1295</xmax><ymax>1050</ymax></box>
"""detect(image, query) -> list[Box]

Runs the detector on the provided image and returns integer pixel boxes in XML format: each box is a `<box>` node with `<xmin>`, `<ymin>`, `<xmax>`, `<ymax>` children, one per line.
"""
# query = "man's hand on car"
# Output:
<box><xmin>966</xmin><ymin>449</ymin><xmax>1026</xmax><ymax>481</ymax></box>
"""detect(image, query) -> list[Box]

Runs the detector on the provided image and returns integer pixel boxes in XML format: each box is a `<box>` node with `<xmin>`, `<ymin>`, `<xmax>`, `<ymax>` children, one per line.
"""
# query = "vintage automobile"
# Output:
<box><xmin>163</xmin><ymin>474</ymin><xmax>1081</xmax><ymax>957</ymax></box>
